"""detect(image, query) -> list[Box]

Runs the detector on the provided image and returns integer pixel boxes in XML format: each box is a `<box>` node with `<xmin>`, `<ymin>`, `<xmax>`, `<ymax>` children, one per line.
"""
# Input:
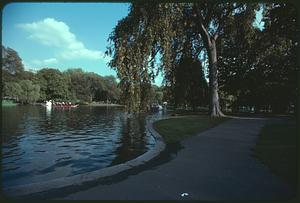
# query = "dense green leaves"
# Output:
<box><xmin>19</xmin><ymin>80</ymin><xmax>40</xmax><ymax>104</ymax></box>
<box><xmin>218</xmin><ymin>3</ymin><xmax>298</xmax><ymax>113</ymax></box>
<box><xmin>107</xmin><ymin>2</ymin><xmax>297</xmax><ymax>115</ymax></box>
<box><xmin>2</xmin><ymin>46</ymin><xmax>24</xmax><ymax>75</ymax></box>
<box><xmin>3</xmin><ymin>80</ymin><xmax>40</xmax><ymax>104</ymax></box>
<box><xmin>35</xmin><ymin>68</ymin><xmax>70</xmax><ymax>101</ymax></box>
<box><xmin>107</xmin><ymin>2</ymin><xmax>260</xmax><ymax>115</ymax></box>
<box><xmin>175</xmin><ymin>57</ymin><xmax>208</xmax><ymax>110</ymax></box>
<box><xmin>2</xmin><ymin>82</ymin><xmax>23</xmax><ymax>101</ymax></box>
<box><xmin>2</xmin><ymin>48</ymin><xmax>121</xmax><ymax>104</ymax></box>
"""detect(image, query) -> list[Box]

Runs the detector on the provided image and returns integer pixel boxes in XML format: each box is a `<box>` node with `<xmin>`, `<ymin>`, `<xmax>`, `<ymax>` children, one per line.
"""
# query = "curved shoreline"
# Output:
<box><xmin>3</xmin><ymin>121</ymin><xmax>166</xmax><ymax>198</ymax></box>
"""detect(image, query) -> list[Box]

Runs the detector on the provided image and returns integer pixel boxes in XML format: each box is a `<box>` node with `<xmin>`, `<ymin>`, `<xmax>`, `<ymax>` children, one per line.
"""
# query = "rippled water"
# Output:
<box><xmin>1</xmin><ymin>106</ymin><xmax>167</xmax><ymax>188</ymax></box>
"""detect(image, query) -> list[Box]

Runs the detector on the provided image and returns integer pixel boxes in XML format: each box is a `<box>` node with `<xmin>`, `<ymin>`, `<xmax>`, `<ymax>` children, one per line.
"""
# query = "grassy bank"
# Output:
<box><xmin>2</xmin><ymin>100</ymin><xmax>18</xmax><ymax>107</ymax></box>
<box><xmin>253</xmin><ymin>120</ymin><xmax>297</xmax><ymax>186</ymax></box>
<box><xmin>153</xmin><ymin>115</ymin><xmax>228</xmax><ymax>143</ymax></box>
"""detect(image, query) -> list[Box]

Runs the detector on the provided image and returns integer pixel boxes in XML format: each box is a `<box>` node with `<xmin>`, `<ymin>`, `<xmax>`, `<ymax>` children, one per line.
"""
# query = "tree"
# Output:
<box><xmin>107</xmin><ymin>2</ymin><xmax>173</xmax><ymax>112</ymax></box>
<box><xmin>2</xmin><ymin>82</ymin><xmax>22</xmax><ymax>101</ymax></box>
<box><xmin>2</xmin><ymin>46</ymin><xmax>24</xmax><ymax>75</ymax></box>
<box><xmin>103</xmin><ymin>75</ymin><xmax>121</xmax><ymax>103</ymax></box>
<box><xmin>19</xmin><ymin>80</ymin><xmax>40</xmax><ymax>104</ymax></box>
<box><xmin>173</xmin><ymin>56</ymin><xmax>208</xmax><ymax>110</ymax></box>
<box><xmin>63</xmin><ymin>69</ymin><xmax>120</xmax><ymax>103</ymax></box>
<box><xmin>149</xmin><ymin>85</ymin><xmax>164</xmax><ymax>105</ymax></box>
<box><xmin>2</xmin><ymin>46</ymin><xmax>27</xmax><ymax>94</ymax></box>
<box><xmin>260</xmin><ymin>3</ymin><xmax>298</xmax><ymax>113</ymax></box>
<box><xmin>85</xmin><ymin>72</ymin><xmax>105</xmax><ymax>102</ymax></box>
<box><xmin>186</xmin><ymin>2</ymin><xmax>258</xmax><ymax>116</ymax></box>
<box><xmin>107</xmin><ymin>2</ymin><xmax>259</xmax><ymax>116</ymax></box>
<box><xmin>218</xmin><ymin>3</ymin><xmax>298</xmax><ymax>114</ymax></box>
<box><xmin>35</xmin><ymin>68</ymin><xmax>70</xmax><ymax>101</ymax></box>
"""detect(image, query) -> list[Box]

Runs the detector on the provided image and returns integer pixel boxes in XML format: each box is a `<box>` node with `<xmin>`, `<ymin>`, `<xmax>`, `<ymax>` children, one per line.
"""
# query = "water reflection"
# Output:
<box><xmin>110</xmin><ymin>113</ymin><xmax>149</xmax><ymax>165</ymax></box>
<box><xmin>1</xmin><ymin>106</ymin><xmax>165</xmax><ymax>188</ymax></box>
<box><xmin>46</xmin><ymin>106</ymin><xmax>52</xmax><ymax>117</ymax></box>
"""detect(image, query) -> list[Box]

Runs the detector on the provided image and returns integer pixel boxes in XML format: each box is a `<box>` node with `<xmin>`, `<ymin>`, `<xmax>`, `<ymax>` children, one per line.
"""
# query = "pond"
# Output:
<box><xmin>1</xmin><ymin>105</ymin><xmax>167</xmax><ymax>189</ymax></box>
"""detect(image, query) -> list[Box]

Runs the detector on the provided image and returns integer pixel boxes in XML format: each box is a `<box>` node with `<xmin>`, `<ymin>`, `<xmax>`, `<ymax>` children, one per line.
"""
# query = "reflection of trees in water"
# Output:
<box><xmin>2</xmin><ymin>106</ymin><xmax>41</xmax><ymax>143</ymax></box>
<box><xmin>39</xmin><ymin>108</ymin><xmax>69</xmax><ymax>133</ymax></box>
<box><xmin>110</xmin><ymin>113</ymin><xmax>147</xmax><ymax>166</ymax></box>
<box><xmin>37</xmin><ymin>106</ymin><xmax>119</xmax><ymax>135</ymax></box>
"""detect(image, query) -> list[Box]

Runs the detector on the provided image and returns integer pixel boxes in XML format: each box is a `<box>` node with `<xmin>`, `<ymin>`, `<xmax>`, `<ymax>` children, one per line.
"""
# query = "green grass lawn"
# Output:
<box><xmin>253</xmin><ymin>120</ymin><xmax>297</xmax><ymax>186</ymax></box>
<box><xmin>153</xmin><ymin>115</ymin><xmax>228</xmax><ymax>143</ymax></box>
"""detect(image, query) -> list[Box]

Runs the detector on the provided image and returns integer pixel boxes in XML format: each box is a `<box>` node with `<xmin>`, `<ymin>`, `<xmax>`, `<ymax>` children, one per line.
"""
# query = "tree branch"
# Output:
<box><xmin>213</xmin><ymin>4</ymin><xmax>243</xmax><ymax>41</ymax></box>
<box><xmin>148</xmin><ymin>48</ymin><xmax>159</xmax><ymax>63</ymax></box>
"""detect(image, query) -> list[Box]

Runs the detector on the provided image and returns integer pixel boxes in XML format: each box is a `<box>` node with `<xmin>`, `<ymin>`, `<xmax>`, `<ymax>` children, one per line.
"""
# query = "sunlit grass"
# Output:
<box><xmin>153</xmin><ymin>115</ymin><xmax>228</xmax><ymax>143</ymax></box>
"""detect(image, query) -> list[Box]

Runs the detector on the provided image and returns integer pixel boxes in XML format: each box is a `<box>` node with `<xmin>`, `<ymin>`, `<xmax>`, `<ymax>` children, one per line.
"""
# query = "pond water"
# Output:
<box><xmin>1</xmin><ymin>106</ymin><xmax>167</xmax><ymax>189</ymax></box>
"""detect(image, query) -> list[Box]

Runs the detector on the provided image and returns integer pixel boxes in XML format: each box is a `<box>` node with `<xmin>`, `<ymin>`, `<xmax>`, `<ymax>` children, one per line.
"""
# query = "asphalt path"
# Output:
<box><xmin>62</xmin><ymin>117</ymin><xmax>296</xmax><ymax>200</ymax></box>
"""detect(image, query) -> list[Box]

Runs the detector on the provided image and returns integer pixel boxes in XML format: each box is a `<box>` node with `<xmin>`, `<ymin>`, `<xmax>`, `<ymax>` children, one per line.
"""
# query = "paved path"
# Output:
<box><xmin>62</xmin><ymin>118</ymin><xmax>295</xmax><ymax>200</ymax></box>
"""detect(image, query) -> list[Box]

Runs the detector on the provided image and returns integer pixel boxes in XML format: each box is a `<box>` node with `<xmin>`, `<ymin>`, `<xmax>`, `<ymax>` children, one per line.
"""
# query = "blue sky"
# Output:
<box><xmin>2</xmin><ymin>3</ymin><xmax>129</xmax><ymax>76</ymax></box>
<box><xmin>2</xmin><ymin>3</ymin><xmax>263</xmax><ymax>86</ymax></box>
<box><xmin>2</xmin><ymin>3</ymin><xmax>168</xmax><ymax>84</ymax></box>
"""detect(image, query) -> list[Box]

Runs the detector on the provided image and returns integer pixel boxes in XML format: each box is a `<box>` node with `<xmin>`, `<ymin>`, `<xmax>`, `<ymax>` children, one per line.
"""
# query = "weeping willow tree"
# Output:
<box><xmin>107</xmin><ymin>2</ymin><xmax>178</xmax><ymax>112</ymax></box>
<box><xmin>107</xmin><ymin>1</ymin><xmax>259</xmax><ymax>116</ymax></box>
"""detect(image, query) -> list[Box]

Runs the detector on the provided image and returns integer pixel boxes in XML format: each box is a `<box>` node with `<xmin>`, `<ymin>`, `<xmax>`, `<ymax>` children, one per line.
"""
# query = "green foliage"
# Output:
<box><xmin>149</xmin><ymin>85</ymin><xmax>164</xmax><ymax>105</ymax></box>
<box><xmin>65</xmin><ymin>68</ymin><xmax>92</xmax><ymax>102</ymax></box>
<box><xmin>173</xmin><ymin>56</ymin><xmax>208</xmax><ymax>110</ymax></box>
<box><xmin>64</xmin><ymin>69</ymin><xmax>120</xmax><ymax>103</ymax></box>
<box><xmin>218</xmin><ymin>3</ymin><xmax>298</xmax><ymax>113</ymax></box>
<box><xmin>107</xmin><ymin>2</ymin><xmax>259</xmax><ymax>115</ymax></box>
<box><xmin>1</xmin><ymin>47</ymin><xmax>120</xmax><ymax>104</ymax></box>
<box><xmin>2</xmin><ymin>82</ymin><xmax>23</xmax><ymax>101</ymax></box>
<box><xmin>102</xmin><ymin>75</ymin><xmax>121</xmax><ymax>102</ymax></box>
<box><xmin>35</xmin><ymin>68</ymin><xmax>69</xmax><ymax>101</ymax></box>
<box><xmin>2</xmin><ymin>46</ymin><xmax>24</xmax><ymax>75</ymax></box>
<box><xmin>107</xmin><ymin>2</ymin><xmax>179</xmax><ymax>112</ymax></box>
<box><xmin>18</xmin><ymin>80</ymin><xmax>40</xmax><ymax>104</ymax></box>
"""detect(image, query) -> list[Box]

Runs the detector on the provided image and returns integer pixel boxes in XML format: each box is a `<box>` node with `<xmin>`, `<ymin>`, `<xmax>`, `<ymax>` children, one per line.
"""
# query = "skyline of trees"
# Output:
<box><xmin>2</xmin><ymin>46</ymin><xmax>164</xmax><ymax>106</ymax></box>
<box><xmin>1</xmin><ymin>46</ymin><xmax>122</xmax><ymax>104</ymax></box>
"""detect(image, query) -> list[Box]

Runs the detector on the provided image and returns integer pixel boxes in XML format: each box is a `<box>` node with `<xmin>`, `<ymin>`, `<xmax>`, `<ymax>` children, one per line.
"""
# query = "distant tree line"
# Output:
<box><xmin>1</xmin><ymin>46</ymin><xmax>164</xmax><ymax>106</ymax></box>
<box><xmin>1</xmin><ymin>46</ymin><xmax>121</xmax><ymax>104</ymax></box>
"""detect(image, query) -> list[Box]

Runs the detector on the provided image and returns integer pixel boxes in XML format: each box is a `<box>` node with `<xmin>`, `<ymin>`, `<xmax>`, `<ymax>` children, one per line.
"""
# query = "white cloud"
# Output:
<box><xmin>22</xmin><ymin>57</ymin><xmax>59</xmax><ymax>72</ymax></box>
<box><xmin>44</xmin><ymin>58</ymin><xmax>58</xmax><ymax>64</ymax></box>
<box><xmin>31</xmin><ymin>58</ymin><xmax>58</xmax><ymax>66</ymax></box>
<box><xmin>17</xmin><ymin>18</ymin><xmax>109</xmax><ymax>61</ymax></box>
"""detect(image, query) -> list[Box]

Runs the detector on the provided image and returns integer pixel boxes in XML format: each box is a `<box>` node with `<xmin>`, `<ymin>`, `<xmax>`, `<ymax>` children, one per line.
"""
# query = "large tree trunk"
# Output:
<box><xmin>197</xmin><ymin>16</ymin><xmax>224</xmax><ymax>117</ymax></box>
<box><xmin>208</xmin><ymin>39</ymin><xmax>224</xmax><ymax>117</ymax></box>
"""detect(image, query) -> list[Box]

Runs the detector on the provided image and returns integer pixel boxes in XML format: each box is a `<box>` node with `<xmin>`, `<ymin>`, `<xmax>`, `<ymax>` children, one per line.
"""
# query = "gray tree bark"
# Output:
<box><xmin>207</xmin><ymin>39</ymin><xmax>224</xmax><ymax>117</ymax></box>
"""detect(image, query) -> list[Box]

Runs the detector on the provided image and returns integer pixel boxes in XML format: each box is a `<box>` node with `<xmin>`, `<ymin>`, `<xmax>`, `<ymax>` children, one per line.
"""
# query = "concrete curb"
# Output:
<box><xmin>3</xmin><ymin>121</ymin><xmax>166</xmax><ymax>197</ymax></box>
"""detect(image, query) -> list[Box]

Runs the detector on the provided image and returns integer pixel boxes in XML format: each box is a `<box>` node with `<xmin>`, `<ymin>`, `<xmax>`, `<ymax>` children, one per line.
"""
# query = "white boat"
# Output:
<box><xmin>46</xmin><ymin>100</ymin><xmax>52</xmax><ymax>107</ymax></box>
